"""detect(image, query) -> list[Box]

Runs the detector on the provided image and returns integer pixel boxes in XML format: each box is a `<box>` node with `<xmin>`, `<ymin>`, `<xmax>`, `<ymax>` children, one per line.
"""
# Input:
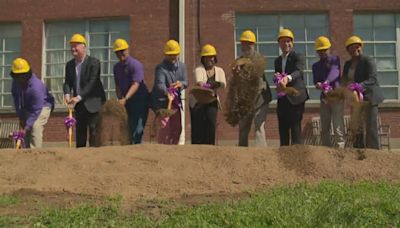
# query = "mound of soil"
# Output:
<box><xmin>0</xmin><ymin>145</ymin><xmax>398</xmax><ymax>202</ymax></box>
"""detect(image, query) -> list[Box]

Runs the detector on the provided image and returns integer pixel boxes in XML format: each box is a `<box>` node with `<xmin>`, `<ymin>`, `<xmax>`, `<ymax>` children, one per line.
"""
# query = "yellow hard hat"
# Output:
<box><xmin>113</xmin><ymin>38</ymin><xmax>129</xmax><ymax>52</ymax></box>
<box><xmin>314</xmin><ymin>36</ymin><xmax>331</xmax><ymax>51</ymax></box>
<box><xmin>240</xmin><ymin>30</ymin><xmax>256</xmax><ymax>43</ymax></box>
<box><xmin>164</xmin><ymin>40</ymin><xmax>180</xmax><ymax>55</ymax></box>
<box><xmin>11</xmin><ymin>58</ymin><xmax>30</xmax><ymax>74</ymax></box>
<box><xmin>69</xmin><ymin>34</ymin><xmax>87</xmax><ymax>45</ymax></box>
<box><xmin>201</xmin><ymin>44</ymin><xmax>217</xmax><ymax>57</ymax></box>
<box><xmin>345</xmin><ymin>35</ymin><xmax>363</xmax><ymax>48</ymax></box>
<box><xmin>278</xmin><ymin>28</ymin><xmax>294</xmax><ymax>41</ymax></box>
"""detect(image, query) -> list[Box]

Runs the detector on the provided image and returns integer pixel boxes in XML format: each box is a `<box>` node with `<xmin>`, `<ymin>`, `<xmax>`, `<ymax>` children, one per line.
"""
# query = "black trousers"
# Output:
<box><xmin>190</xmin><ymin>101</ymin><xmax>218</xmax><ymax>145</ymax></box>
<box><xmin>75</xmin><ymin>102</ymin><xmax>100</xmax><ymax>148</ymax></box>
<box><xmin>277</xmin><ymin>96</ymin><xmax>305</xmax><ymax>146</ymax></box>
<box><xmin>354</xmin><ymin>104</ymin><xmax>380</xmax><ymax>149</ymax></box>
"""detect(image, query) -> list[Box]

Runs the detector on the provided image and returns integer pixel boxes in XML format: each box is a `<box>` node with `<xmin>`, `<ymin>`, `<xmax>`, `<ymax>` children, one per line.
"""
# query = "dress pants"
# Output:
<box><xmin>277</xmin><ymin>96</ymin><xmax>305</xmax><ymax>146</ymax></box>
<box><xmin>75</xmin><ymin>102</ymin><xmax>100</xmax><ymax>148</ymax></box>
<box><xmin>190</xmin><ymin>101</ymin><xmax>218</xmax><ymax>145</ymax></box>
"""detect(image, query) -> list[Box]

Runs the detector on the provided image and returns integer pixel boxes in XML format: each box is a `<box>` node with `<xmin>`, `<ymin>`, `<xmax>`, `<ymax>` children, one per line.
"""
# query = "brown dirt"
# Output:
<box><xmin>0</xmin><ymin>145</ymin><xmax>399</xmax><ymax>216</ymax></box>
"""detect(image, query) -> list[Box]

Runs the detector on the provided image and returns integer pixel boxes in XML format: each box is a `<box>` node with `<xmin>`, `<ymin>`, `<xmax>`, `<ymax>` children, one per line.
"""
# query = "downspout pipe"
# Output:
<box><xmin>178</xmin><ymin>0</ymin><xmax>186</xmax><ymax>145</ymax></box>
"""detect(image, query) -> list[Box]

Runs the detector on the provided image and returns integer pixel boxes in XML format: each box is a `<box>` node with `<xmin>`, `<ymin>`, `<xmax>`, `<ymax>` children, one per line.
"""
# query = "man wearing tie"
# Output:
<box><xmin>63</xmin><ymin>34</ymin><xmax>106</xmax><ymax>147</ymax></box>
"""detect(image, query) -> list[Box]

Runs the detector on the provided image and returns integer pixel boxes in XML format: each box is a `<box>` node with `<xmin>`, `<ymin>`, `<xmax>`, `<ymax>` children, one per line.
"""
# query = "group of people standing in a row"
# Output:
<box><xmin>10</xmin><ymin>28</ymin><xmax>383</xmax><ymax>149</ymax></box>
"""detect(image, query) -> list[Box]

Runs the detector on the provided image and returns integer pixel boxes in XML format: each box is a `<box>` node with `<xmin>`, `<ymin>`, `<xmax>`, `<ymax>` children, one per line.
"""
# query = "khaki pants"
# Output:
<box><xmin>239</xmin><ymin>102</ymin><xmax>269</xmax><ymax>147</ymax></box>
<box><xmin>25</xmin><ymin>107</ymin><xmax>51</xmax><ymax>148</ymax></box>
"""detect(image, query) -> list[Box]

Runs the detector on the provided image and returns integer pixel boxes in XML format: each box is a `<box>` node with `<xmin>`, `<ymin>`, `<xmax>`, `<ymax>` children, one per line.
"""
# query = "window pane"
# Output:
<box><xmin>374</xmin><ymin>27</ymin><xmax>395</xmax><ymax>41</ymax></box>
<box><xmin>354</xmin><ymin>15</ymin><xmax>372</xmax><ymax>29</ymax></box>
<box><xmin>378</xmin><ymin>71</ymin><xmax>398</xmax><ymax>85</ymax></box>
<box><xmin>46</xmin><ymin>51</ymin><xmax>65</xmax><ymax>64</ymax></box>
<box><xmin>110</xmin><ymin>32</ymin><xmax>129</xmax><ymax>43</ymax></box>
<box><xmin>295</xmin><ymin>44</ymin><xmax>306</xmax><ymax>56</ymax></box>
<box><xmin>4</xmin><ymin>38</ymin><xmax>20</xmax><ymax>51</ymax></box>
<box><xmin>3</xmin><ymin>94</ymin><xmax>13</xmax><ymax>107</ymax></box>
<box><xmin>235</xmin><ymin>14</ymin><xmax>257</xmax><ymax>28</ymax></box>
<box><xmin>381</xmin><ymin>87</ymin><xmax>398</xmax><ymax>100</ymax></box>
<box><xmin>3</xmin><ymin>79</ymin><xmax>11</xmax><ymax>93</ymax></box>
<box><xmin>306</xmin><ymin>44</ymin><xmax>316</xmax><ymax>57</ymax></box>
<box><xmin>258</xmin><ymin>28</ymin><xmax>278</xmax><ymax>42</ymax></box>
<box><xmin>354</xmin><ymin>28</ymin><xmax>373</xmax><ymax>41</ymax></box>
<box><xmin>90</xmin><ymin>49</ymin><xmax>108</xmax><ymax>61</ymax></box>
<box><xmin>46</xmin><ymin>64</ymin><xmax>64</xmax><ymax>77</ymax></box>
<box><xmin>374</xmin><ymin>14</ymin><xmax>395</xmax><ymax>27</ymax></box>
<box><xmin>4</xmin><ymin>52</ymin><xmax>19</xmax><ymax>65</ymax></box>
<box><xmin>307</xmin><ymin>88</ymin><xmax>320</xmax><ymax>100</ymax></box>
<box><xmin>375</xmin><ymin>43</ymin><xmax>395</xmax><ymax>57</ymax></box>
<box><xmin>306</xmin><ymin>27</ymin><xmax>328</xmax><ymax>42</ymax></box>
<box><xmin>90</xmin><ymin>33</ymin><xmax>109</xmax><ymax>47</ymax></box>
<box><xmin>362</xmin><ymin>43</ymin><xmax>374</xmax><ymax>56</ymax></box>
<box><xmin>258</xmin><ymin>43</ymin><xmax>277</xmax><ymax>56</ymax></box>
<box><xmin>375</xmin><ymin>57</ymin><xmax>396</xmax><ymax>70</ymax></box>
<box><xmin>46</xmin><ymin>35</ymin><xmax>65</xmax><ymax>49</ymax></box>
<box><xmin>266</xmin><ymin>58</ymin><xmax>275</xmax><ymax>72</ymax></box>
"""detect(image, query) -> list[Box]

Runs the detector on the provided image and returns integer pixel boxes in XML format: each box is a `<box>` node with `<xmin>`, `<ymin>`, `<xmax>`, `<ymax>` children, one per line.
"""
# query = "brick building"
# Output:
<box><xmin>0</xmin><ymin>0</ymin><xmax>399</xmax><ymax>143</ymax></box>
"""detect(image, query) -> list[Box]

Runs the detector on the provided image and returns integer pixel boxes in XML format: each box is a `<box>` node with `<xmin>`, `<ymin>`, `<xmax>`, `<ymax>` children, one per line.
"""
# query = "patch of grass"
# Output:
<box><xmin>158</xmin><ymin>182</ymin><xmax>400</xmax><ymax>227</ymax></box>
<box><xmin>2</xmin><ymin>182</ymin><xmax>399</xmax><ymax>227</ymax></box>
<box><xmin>0</xmin><ymin>195</ymin><xmax>18</xmax><ymax>206</ymax></box>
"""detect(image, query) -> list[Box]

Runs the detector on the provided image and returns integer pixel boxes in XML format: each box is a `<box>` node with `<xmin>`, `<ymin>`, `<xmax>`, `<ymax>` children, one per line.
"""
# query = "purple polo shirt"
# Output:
<box><xmin>312</xmin><ymin>54</ymin><xmax>341</xmax><ymax>89</ymax></box>
<box><xmin>113</xmin><ymin>56</ymin><xmax>148</xmax><ymax>99</ymax></box>
<box><xmin>11</xmin><ymin>73</ymin><xmax>55</xmax><ymax>131</ymax></box>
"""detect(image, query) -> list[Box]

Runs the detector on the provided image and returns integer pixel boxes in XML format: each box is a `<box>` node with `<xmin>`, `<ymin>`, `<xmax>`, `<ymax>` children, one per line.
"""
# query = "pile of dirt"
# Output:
<box><xmin>0</xmin><ymin>145</ymin><xmax>398</xmax><ymax>202</ymax></box>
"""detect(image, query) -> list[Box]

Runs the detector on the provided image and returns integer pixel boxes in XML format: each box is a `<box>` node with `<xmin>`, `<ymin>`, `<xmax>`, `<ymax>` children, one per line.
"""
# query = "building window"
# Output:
<box><xmin>235</xmin><ymin>14</ymin><xmax>328</xmax><ymax>100</ymax></box>
<box><xmin>44</xmin><ymin>19</ymin><xmax>129</xmax><ymax>106</ymax></box>
<box><xmin>0</xmin><ymin>23</ymin><xmax>21</xmax><ymax>109</ymax></box>
<box><xmin>354</xmin><ymin>13</ymin><xmax>400</xmax><ymax>102</ymax></box>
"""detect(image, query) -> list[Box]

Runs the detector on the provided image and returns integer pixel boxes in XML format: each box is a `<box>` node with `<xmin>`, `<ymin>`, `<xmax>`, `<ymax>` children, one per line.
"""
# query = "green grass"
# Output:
<box><xmin>2</xmin><ymin>182</ymin><xmax>400</xmax><ymax>227</ymax></box>
<box><xmin>0</xmin><ymin>195</ymin><xmax>18</xmax><ymax>206</ymax></box>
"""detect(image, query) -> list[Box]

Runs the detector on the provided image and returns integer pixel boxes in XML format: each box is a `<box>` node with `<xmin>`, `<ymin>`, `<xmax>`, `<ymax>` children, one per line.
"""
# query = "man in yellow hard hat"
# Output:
<box><xmin>274</xmin><ymin>28</ymin><xmax>309</xmax><ymax>146</ymax></box>
<box><xmin>312</xmin><ymin>36</ymin><xmax>345</xmax><ymax>148</ymax></box>
<box><xmin>342</xmin><ymin>35</ymin><xmax>384</xmax><ymax>149</ymax></box>
<box><xmin>189</xmin><ymin>44</ymin><xmax>226</xmax><ymax>145</ymax></box>
<box><xmin>63</xmin><ymin>33</ymin><xmax>106</xmax><ymax>147</ymax></box>
<box><xmin>10</xmin><ymin>58</ymin><xmax>54</xmax><ymax>148</ymax></box>
<box><xmin>151</xmin><ymin>39</ymin><xmax>188</xmax><ymax>144</ymax></box>
<box><xmin>228</xmin><ymin>30</ymin><xmax>271</xmax><ymax>147</ymax></box>
<box><xmin>113</xmin><ymin>38</ymin><xmax>149</xmax><ymax>144</ymax></box>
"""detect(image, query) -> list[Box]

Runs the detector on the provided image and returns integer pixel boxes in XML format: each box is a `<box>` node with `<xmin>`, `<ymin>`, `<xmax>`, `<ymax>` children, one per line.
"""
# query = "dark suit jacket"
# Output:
<box><xmin>274</xmin><ymin>51</ymin><xmax>309</xmax><ymax>105</ymax></box>
<box><xmin>63</xmin><ymin>55</ymin><xmax>106</xmax><ymax>113</ymax></box>
<box><xmin>342</xmin><ymin>55</ymin><xmax>384</xmax><ymax>105</ymax></box>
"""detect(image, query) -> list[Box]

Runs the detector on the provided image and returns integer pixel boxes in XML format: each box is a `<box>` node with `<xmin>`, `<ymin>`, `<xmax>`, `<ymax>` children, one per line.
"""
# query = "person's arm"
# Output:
<box><xmin>63</xmin><ymin>62</ymin><xmax>73</xmax><ymax>104</ymax></box>
<box><xmin>360</xmin><ymin>57</ymin><xmax>379</xmax><ymax>87</ymax></box>
<box><xmin>194</xmin><ymin>67</ymin><xmax>206</xmax><ymax>86</ymax></box>
<box><xmin>287</xmin><ymin>52</ymin><xmax>305</xmax><ymax>82</ymax></box>
<box><xmin>325</xmin><ymin>56</ymin><xmax>340</xmax><ymax>84</ymax></box>
<box><xmin>155</xmin><ymin>66</ymin><xmax>168</xmax><ymax>95</ymax></box>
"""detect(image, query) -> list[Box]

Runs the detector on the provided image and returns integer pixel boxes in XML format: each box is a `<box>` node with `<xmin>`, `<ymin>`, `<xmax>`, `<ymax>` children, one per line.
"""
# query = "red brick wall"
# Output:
<box><xmin>1</xmin><ymin>0</ymin><xmax>400</xmax><ymax>142</ymax></box>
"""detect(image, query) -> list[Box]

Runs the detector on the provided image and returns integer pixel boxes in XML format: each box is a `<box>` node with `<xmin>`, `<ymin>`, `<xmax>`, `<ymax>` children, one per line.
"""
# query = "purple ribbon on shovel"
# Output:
<box><xmin>12</xmin><ymin>131</ymin><xmax>25</xmax><ymax>148</ymax></box>
<box><xmin>202</xmin><ymin>83</ymin><xmax>212</xmax><ymax>89</ymax></box>
<box><xmin>64</xmin><ymin>116</ymin><xmax>76</xmax><ymax>139</ymax></box>
<box><xmin>321</xmin><ymin>82</ymin><xmax>333</xmax><ymax>94</ymax></box>
<box><xmin>347</xmin><ymin>82</ymin><xmax>364</xmax><ymax>102</ymax></box>
<box><xmin>167</xmin><ymin>87</ymin><xmax>182</xmax><ymax>109</ymax></box>
<box><xmin>273</xmin><ymin>72</ymin><xmax>287</xmax><ymax>98</ymax></box>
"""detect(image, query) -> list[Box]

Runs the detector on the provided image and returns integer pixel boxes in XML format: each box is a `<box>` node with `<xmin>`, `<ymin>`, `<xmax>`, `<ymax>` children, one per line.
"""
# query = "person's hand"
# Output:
<box><xmin>279</xmin><ymin>76</ymin><xmax>289</xmax><ymax>87</ymax></box>
<box><xmin>64</xmin><ymin>96</ymin><xmax>71</xmax><ymax>105</ymax></box>
<box><xmin>68</xmin><ymin>96</ymin><xmax>81</xmax><ymax>105</ymax></box>
<box><xmin>118</xmin><ymin>98</ymin><xmax>127</xmax><ymax>106</ymax></box>
<box><xmin>167</xmin><ymin>92</ymin><xmax>174</xmax><ymax>101</ymax></box>
<box><xmin>315</xmin><ymin>82</ymin><xmax>322</xmax><ymax>90</ymax></box>
<box><xmin>170</xmin><ymin>81</ymin><xmax>182</xmax><ymax>89</ymax></box>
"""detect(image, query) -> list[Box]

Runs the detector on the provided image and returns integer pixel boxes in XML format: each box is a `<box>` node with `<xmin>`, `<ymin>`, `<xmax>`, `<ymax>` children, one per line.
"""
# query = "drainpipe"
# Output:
<box><xmin>178</xmin><ymin>0</ymin><xmax>186</xmax><ymax>145</ymax></box>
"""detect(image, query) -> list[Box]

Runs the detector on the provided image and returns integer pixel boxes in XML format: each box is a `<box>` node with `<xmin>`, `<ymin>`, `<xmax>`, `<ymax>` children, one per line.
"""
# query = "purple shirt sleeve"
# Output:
<box><xmin>325</xmin><ymin>56</ymin><xmax>340</xmax><ymax>83</ymax></box>
<box><xmin>131</xmin><ymin>60</ymin><xmax>144</xmax><ymax>83</ymax></box>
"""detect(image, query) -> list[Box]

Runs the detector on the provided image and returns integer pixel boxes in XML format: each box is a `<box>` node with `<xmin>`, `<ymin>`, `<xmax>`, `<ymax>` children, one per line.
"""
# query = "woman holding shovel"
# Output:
<box><xmin>189</xmin><ymin>44</ymin><xmax>226</xmax><ymax>145</ymax></box>
<box><xmin>151</xmin><ymin>40</ymin><xmax>188</xmax><ymax>144</ymax></box>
